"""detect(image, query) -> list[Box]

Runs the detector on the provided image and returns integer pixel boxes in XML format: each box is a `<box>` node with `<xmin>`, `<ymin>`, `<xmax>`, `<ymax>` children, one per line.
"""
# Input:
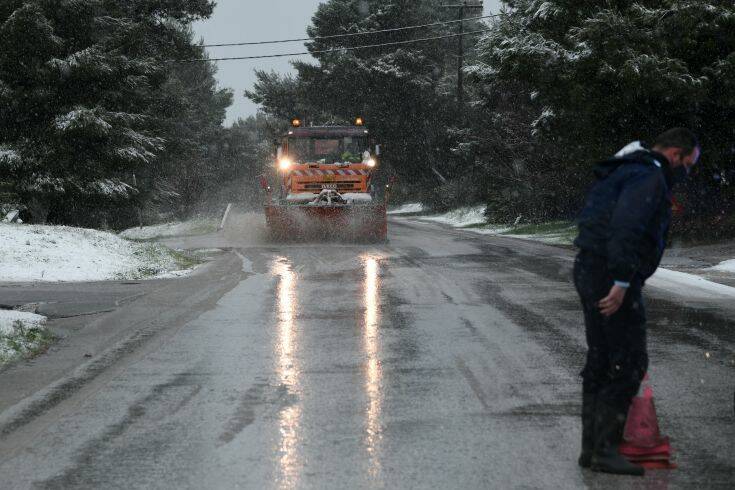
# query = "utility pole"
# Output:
<box><xmin>440</xmin><ymin>1</ymin><xmax>484</xmax><ymax>107</ymax></box>
<box><xmin>457</xmin><ymin>4</ymin><xmax>464</xmax><ymax>106</ymax></box>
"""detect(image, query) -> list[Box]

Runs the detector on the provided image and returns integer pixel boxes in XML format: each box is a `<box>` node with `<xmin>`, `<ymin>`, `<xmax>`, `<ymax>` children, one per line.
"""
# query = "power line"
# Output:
<box><xmin>179</xmin><ymin>28</ymin><xmax>492</xmax><ymax>63</ymax></box>
<box><xmin>200</xmin><ymin>14</ymin><xmax>499</xmax><ymax>48</ymax></box>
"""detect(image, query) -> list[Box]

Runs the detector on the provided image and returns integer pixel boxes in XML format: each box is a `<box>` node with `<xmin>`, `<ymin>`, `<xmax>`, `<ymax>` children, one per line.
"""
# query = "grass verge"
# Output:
<box><xmin>125</xmin><ymin>243</ymin><xmax>206</xmax><ymax>280</ymax></box>
<box><xmin>0</xmin><ymin>320</ymin><xmax>55</xmax><ymax>367</ymax></box>
<box><xmin>502</xmin><ymin>221</ymin><xmax>577</xmax><ymax>245</ymax></box>
<box><xmin>460</xmin><ymin>220</ymin><xmax>577</xmax><ymax>245</ymax></box>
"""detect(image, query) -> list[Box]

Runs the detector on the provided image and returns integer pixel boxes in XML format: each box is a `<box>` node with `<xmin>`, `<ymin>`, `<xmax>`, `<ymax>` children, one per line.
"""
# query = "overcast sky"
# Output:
<box><xmin>193</xmin><ymin>1</ymin><xmax>503</xmax><ymax>125</ymax></box>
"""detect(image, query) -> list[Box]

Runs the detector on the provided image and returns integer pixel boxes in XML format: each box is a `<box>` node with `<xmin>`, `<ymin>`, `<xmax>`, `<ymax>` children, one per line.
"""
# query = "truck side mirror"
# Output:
<box><xmin>276</xmin><ymin>146</ymin><xmax>283</xmax><ymax>159</ymax></box>
<box><xmin>375</xmin><ymin>144</ymin><xmax>381</xmax><ymax>156</ymax></box>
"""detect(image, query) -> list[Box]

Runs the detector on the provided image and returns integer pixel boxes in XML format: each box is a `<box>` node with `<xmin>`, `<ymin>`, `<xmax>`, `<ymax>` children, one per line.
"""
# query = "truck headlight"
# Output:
<box><xmin>365</xmin><ymin>158</ymin><xmax>377</xmax><ymax>168</ymax></box>
<box><xmin>278</xmin><ymin>158</ymin><xmax>292</xmax><ymax>171</ymax></box>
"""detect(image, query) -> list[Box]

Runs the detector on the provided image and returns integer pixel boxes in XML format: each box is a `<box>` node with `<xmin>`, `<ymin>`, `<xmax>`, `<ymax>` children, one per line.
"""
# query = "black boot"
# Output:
<box><xmin>590</xmin><ymin>401</ymin><xmax>645</xmax><ymax>476</ymax></box>
<box><xmin>578</xmin><ymin>394</ymin><xmax>596</xmax><ymax>468</ymax></box>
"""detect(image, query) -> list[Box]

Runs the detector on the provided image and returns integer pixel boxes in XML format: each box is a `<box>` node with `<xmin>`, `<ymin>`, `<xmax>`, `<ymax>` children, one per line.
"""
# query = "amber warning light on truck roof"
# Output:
<box><xmin>354</xmin><ymin>116</ymin><xmax>364</xmax><ymax>126</ymax></box>
<box><xmin>291</xmin><ymin>118</ymin><xmax>302</xmax><ymax>128</ymax></box>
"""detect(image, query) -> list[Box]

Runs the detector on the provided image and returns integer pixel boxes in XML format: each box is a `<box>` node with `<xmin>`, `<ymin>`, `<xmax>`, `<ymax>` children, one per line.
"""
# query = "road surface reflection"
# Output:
<box><xmin>273</xmin><ymin>258</ymin><xmax>302</xmax><ymax>489</ymax></box>
<box><xmin>362</xmin><ymin>255</ymin><xmax>384</xmax><ymax>480</ymax></box>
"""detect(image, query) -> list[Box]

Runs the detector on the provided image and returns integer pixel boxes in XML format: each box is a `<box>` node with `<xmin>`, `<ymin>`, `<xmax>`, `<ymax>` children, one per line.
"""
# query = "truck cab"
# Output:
<box><xmin>262</xmin><ymin>117</ymin><xmax>388</xmax><ymax>242</ymax></box>
<box><xmin>275</xmin><ymin>120</ymin><xmax>380</xmax><ymax>204</ymax></box>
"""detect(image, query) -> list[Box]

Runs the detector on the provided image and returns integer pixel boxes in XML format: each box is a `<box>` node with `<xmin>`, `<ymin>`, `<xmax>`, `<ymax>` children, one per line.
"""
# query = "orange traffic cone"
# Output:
<box><xmin>619</xmin><ymin>376</ymin><xmax>677</xmax><ymax>469</ymax></box>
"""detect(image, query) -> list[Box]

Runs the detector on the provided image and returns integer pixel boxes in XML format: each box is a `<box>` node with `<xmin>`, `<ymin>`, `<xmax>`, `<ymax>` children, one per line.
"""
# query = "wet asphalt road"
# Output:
<box><xmin>0</xmin><ymin>216</ymin><xmax>733</xmax><ymax>489</ymax></box>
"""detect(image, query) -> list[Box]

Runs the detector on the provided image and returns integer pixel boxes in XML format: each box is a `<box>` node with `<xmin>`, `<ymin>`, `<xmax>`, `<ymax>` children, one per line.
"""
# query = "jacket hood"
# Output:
<box><xmin>615</xmin><ymin>141</ymin><xmax>647</xmax><ymax>158</ymax></box>
<box><xmin>594</xmin><ymin>141</ymin><xmax>673</xmax><ymax>186</ymax></box>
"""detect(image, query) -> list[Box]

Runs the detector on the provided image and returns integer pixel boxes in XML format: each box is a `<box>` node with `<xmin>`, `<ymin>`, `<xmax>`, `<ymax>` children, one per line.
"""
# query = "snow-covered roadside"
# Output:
<box><xmin>412</xmin><ymin>205</ymin><xmax>572</xmax><ymax>243</ymax></box>
<box><xmin>120</xmin><ymin>218</ymin><xmax>217</xmax><ymax>240</ymax></box>
<box><xmin>710</xmin><ymin>259</ymin><xmax>735</xmax><ymax>273</ymax></box>
<box><xmin>469</xmin><ymin>223</ymin><xmax>577</xmax><ymax>245</ymax></box>
<box><xmin>0</xmin><ymin>310</ymin><xmax>50</xmax><ymax>364</ymax></box>
<box><xmin>387</xmin><ymin>203</ymin><xmax>425</xmax><ymax>215</ymax></box>
<box><xmin>648</xmin><ymin>267</ymin><xmax>735</xmax><ymax>300</ymax></box>
<box><xmin>405</xmin><ymin>206</ymin><xmax>735</xmax><ymax>299</ymax></box>
<box><xmin>418</xmin><ymin>205</ymin><xmax>490</xmax><ymax>227</ymax></box>
<box><xmin>0</xmin><ymin>223</ymin><xmax>195</xmax><ymax>282</ymax></box>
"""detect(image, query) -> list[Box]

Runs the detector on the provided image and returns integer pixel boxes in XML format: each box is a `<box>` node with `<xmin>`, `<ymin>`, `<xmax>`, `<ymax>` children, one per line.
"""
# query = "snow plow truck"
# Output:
<box><xmin>261</xmin><ymin>117</ymin><xmax>390</xmax><ymax>241</ymax></box>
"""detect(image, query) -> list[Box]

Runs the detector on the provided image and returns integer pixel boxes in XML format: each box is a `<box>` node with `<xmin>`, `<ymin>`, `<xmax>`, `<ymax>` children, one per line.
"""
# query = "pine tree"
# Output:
<box><xmin>0</xmin><ymin>0</ymin><xmax>217</xmax><ymax>226</ymax></box>
<box><xmin>153</xmin><ymin>40</ymin><xmax>233</xmax><ymax>217</ymax></box>
<box><xmin>471</xmin><ymin>1</ymin><xmax>735</xmax><ymax>233</ymax></box>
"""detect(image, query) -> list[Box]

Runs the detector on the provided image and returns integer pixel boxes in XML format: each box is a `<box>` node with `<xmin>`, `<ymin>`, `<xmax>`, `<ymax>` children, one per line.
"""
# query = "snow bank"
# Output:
<box><xmin>0</xmin><ymin>310</ymin><xmax>46</xmax><ymax>336</ymax></box>
<box><xmin>648</xmin><ymin>267</ymin><xmax>735</xmax><ymax>300</ymax></box>
<box><xmin>501</xmin><ymin>232</ymin><xmax>572</xmax><ymax>245</ymax></box>
<box><xmin>415</xmin><ymin>208</ymin><xmax>576</xmax><ymax>245</ymax></box>
<box><xmin>120</xmin><ymin>218</ymin><xmax>216</xmax><ymax>240</ymax></box>
<box><xmin>709</xmin><ymin>259</ymin><xmax>735</xmax><ymax>273</ymax></box>
<box><xmin>0</xmin><ymin>310</ymin><xmax>48</xmax><ymax>363</ymax></box>
<box><xmin>503</xmin><ymin>223</ymin><xmax>578</xmax><ymax>245</ymax></box>
<box><xmin>0</xmin><ymin>223</ymin><xmax>189</xmax><ymax>282</ymax></box>
<box><xmin>462</xmin><ymin>225</ymin><xmax>514</xmax><ymax>235</ymax></box>
<box><xmin>464</xmin><ymin>224</ymin><xmax>575</xmax><ymax>245</ymax></box>
<box><xmin>419</xmin><ymin>205</ymin><xmax>488</xmax><ymax>227</ymax></box>
<box><xmin>388</xmin><ymin>203</ymin><xmax>425</xmax><ymax>215</ymax></box>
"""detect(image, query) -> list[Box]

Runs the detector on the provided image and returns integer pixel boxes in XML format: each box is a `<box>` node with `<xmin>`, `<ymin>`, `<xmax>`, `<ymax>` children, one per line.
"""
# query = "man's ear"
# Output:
<box><xmin>677</xmin><ymin>149</ymin><xmax>687</xmax><ymax>162</ymax></box>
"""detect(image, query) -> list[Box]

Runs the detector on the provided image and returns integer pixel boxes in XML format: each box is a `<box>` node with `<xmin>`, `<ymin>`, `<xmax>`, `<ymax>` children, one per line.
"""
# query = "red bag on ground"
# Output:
<box><xmin>619</xmin><ymin>377</ymin><xmax>677</xmax><ymax>469</ymax></box>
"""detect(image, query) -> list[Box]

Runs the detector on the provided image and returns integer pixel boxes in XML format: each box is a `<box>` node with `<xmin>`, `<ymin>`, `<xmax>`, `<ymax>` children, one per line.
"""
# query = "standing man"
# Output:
<box><xmin>573</xmin><ymin>128</ymin><xmax>700</xmax><ymax>476</ymax></box>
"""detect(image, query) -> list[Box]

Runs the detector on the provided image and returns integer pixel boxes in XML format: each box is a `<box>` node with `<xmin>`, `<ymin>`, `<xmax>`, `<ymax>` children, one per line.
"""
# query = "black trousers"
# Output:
<box><xmin>573</xmin><ymin>250</ymin><xmax>648</xmax><ymax>412</ymax></box>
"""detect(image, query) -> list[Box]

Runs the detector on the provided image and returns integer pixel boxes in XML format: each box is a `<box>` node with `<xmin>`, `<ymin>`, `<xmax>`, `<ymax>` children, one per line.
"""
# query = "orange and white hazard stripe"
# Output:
<box><xmin>290</xmin><ymin>169</ymin><xmax>372</xmax><ymax>176</ymax></box>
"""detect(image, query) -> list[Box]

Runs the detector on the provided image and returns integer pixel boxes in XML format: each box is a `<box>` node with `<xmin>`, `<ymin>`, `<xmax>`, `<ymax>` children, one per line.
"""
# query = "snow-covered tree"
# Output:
<box><xmin>0</xmin><ymin>0</ymin><xmax>218</xmax><ymax>226</ymax></box>
<box><xmin>469</xmin><ymin>1</ymin><xmax>735</xmax><ymax>233</ymax></box>
<box><xmin>153</xmin><ymin>45</ymin><xmax>233</xmax><ymax>217</ymax></box>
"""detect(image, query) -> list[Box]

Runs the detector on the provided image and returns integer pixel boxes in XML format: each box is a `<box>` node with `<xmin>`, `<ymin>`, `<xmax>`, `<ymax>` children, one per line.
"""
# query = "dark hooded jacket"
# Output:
<box><xmin>574</xmin><ymin>147</ymin><xmax>673</xmax><ymax>284</ymax></box>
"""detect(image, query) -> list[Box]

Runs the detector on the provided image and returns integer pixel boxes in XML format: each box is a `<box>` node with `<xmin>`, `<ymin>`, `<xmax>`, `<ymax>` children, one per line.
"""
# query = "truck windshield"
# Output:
<box><xmin>288</xmin><ymin>137</ymin><xmax>368</xmax><ymax>164</ymax></box>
